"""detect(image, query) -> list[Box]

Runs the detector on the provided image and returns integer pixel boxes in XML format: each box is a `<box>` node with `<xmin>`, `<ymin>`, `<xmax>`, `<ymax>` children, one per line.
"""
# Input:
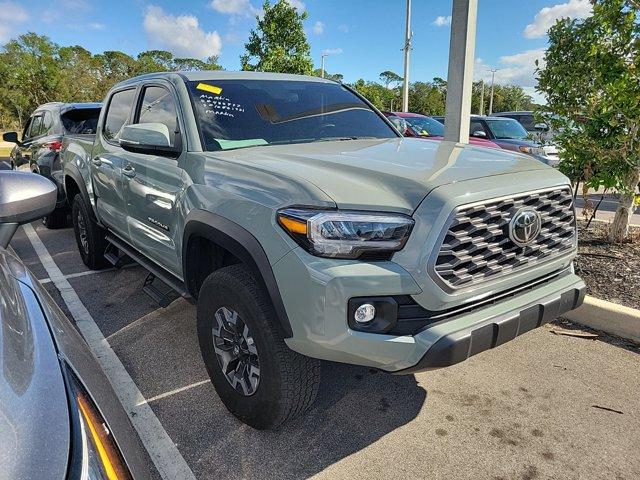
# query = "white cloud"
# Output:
<box><xmin>431</xmin><ymin>15</ymin><xmax>451</xmax><ymax>27</ymax></box>
<box><xmin>322</xmin><ymin>48</ymin><xmax>343</xmax><ymax>55</ymax></box>
<box><xmin>89</xmin><ymin>22</ymin><xmax>106</xmax><ymax>30</ymax></box>
<box><xmin>209</xmin><ymin>0</ymin><xmax>260</xmax><ymax>17</ymax></box>
<box><xmin>475</xmin><ymin>48</ymin><xmax>546</xmax><ymax>88</ymax></box>
<box><xmin>286</xmin><ymin>0</ymin><xmax>305</xmax><ymax>12</ymax></box>
<box><xmin>312</xmin><ymin>21</ymin><xmax>324</xmax><ymax>35</ymax></box>
<box><xmin>524</xmin><ymin>0</ymin><xmax>592</xmax><ymax>38</ymax></box>
<box><xmin>143</xmin><ymin>6</ymin><xmax>222</xmax><ymax>59</ymax></box>
<box><xmin>0</xmin><ymin>1</ymin><xmax>29</xmax><ymax>41</ymax></box>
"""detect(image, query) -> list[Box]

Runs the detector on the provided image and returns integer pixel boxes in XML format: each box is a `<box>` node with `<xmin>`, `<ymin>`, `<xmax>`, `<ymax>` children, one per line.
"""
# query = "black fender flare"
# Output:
<box><xmin>64</xmin><ymin>164</ymin><xmax>97</xmax><ymax>221</ymax></box>
<box><xmin>182</xmin><ymin>210</ymin><xmax>293</xmax><ymax>338</ymax></box>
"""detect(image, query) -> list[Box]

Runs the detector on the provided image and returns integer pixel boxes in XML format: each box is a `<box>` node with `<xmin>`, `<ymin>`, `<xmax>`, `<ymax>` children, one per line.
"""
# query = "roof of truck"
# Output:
<box><xmin>117</xmin><ymin>70</ymin><xmax>337</xmax><ymax>87</ymax></box>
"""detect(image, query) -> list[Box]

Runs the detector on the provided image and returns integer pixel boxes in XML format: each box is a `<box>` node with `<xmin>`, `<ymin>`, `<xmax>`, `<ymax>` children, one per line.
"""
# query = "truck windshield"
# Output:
<box><xmin>187</xmin><ymin>79</ymin><xmax>397</xmax><ymax>151</ymax></box>
<box><xmin>485</xmin><ymin>119</ymin><xmax>529</xmax><ymax>140</ymax></box>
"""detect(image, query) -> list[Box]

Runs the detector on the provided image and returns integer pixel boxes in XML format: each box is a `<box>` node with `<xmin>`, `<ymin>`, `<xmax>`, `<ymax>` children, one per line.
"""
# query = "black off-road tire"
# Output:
<box><xmin>42</xmin><ymin>207</ymin><xmax>69</xmax><ymax>229</ymax></box>
<box><xmin>71</xmin><ymin>194</ymin><xmax>109</xmax><ymax>270</ymax></box>
<box><xmin>197</xmin><ymin>264</ymin><xmax>321</xmax><ymax>430</ymax></box>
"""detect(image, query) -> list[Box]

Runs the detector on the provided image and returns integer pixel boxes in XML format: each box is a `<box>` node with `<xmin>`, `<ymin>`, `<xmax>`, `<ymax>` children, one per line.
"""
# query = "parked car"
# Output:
<box><xmin>2</xmin><ymin>102</ymin><xmax>102</xmax><ymax>228</ymax></box>
<box><xmin>434</xmin><ymin>114</ymin><xmax>558</xmax><ymax>166</ymax></box>
<box><xmin>61</xmin><ymin>71</ymin><xmax>584</xmax><ymax>430</ymax></box>
<box><xmin>384</xmin><ymin>111</ymin><xmax>501</xmax><ymax>149</ymax></box>
<box><xmin>0</xmin><ymin>171</ymin><xmax>154</xmax><ymax>480</ymax></box>
<box><xmin>492</xmin><ymin>110</ymin><xmax>560</xmax><ymax>163</ymax></box>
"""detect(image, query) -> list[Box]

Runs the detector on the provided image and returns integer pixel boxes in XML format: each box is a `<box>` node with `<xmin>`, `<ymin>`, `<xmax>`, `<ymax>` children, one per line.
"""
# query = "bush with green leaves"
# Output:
<box><xmin>536</xmin><ymin>0</ymin><xmax>640</xmax><ymax>241</ymax></box>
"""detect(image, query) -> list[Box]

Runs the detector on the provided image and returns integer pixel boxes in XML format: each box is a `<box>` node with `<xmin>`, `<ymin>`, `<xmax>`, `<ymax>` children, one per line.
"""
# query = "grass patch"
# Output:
<box><xmin>0</xmin><ymin>146</ymin><xmax>13</xmax><ymax>157</ymax></box>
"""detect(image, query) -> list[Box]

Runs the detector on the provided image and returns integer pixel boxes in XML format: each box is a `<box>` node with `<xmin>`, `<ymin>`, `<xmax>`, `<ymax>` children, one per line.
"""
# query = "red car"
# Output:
<box><xmin>383</xmin><ymin>111</ymin><xmax>501</xmax><ymax>149</ymax></box>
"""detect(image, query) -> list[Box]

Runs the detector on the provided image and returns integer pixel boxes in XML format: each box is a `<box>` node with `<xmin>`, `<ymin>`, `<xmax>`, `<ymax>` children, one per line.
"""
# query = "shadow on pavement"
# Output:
<box><xmin>161</xmin><ymin>359</ymin><xmax>427</xmax><ymax>480</ymax></box>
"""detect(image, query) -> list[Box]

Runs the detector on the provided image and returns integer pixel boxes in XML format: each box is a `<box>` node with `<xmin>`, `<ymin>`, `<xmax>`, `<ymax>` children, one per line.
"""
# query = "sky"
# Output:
<box><xmin>0</xmin><ymin>0</ymin><xmax>594</xmax><ymax>103</ymax></box>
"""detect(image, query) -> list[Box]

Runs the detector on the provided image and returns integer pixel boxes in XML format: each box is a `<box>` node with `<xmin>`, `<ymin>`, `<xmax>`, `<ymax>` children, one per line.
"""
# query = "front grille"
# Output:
<box><xmin>432</xmin><ymin>187</ymin><xmax>576</xmax><ymax>289</ymax></box>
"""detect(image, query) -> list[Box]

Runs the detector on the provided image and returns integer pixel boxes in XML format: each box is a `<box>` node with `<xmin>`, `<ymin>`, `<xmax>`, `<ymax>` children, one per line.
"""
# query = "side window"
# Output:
<box><xmin>518</xmin><ymin>114</ymin><xmax>536</xmax><ymax>131</ymax></box>
<box><xmin>42</xmin><ymin>111</ymin><xmax>54</xmax><ymax>135</ymax></box>
<box><xmin>470</xmin><ymin>120</ymin><xmax>488</xmax><ymax>136</ymax></box>
<box><xmin>104</xmin><ymin>89</ymin><xmax>136</xmax><ymax>141</ymax></box>
<box><xmin>29</xmin><ymin>115</ymin><xmax>44</xmax><ymax>138</ymax></box>
<box><xmin>136</xmin><ymin>86</ymin><xmax>178</xmax><ymax>147</ymax></box>
<box><xmin>22</xmin><ymin>118</ymin><xmax>33</xmax><ymax>140</ymax></box>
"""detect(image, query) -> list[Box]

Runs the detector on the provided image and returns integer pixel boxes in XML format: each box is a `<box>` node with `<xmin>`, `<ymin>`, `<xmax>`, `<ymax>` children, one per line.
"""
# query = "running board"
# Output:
<box><xmin>104</xmin><ymin>243</ymin><xmax>135</xmax><ymax>268</ymax></box>
<box><xmin>143</xmin><ymin>273</ymin><xmax>178</xmax><ymax>308</ymax></box>
<box><xmin>105</xmin><ymin>234</ymin><xmax>193</xmax><ymax>306</ymax></box>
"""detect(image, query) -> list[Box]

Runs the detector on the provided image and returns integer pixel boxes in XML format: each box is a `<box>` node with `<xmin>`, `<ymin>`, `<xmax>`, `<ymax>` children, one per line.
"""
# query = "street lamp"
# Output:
<box><xmin>487</xmin><ymin>68</ymin><xmax>498</xmax><ymax>115</ymax></box>
<box><xmin>320</xmin><ymin>53</ymin><xmax>328</xmax><ymax>78</ymax></box>
<box><xmin>401</xmin><ymin>0</ymin><xmax>412</xmax><ymax>112</ymax></box>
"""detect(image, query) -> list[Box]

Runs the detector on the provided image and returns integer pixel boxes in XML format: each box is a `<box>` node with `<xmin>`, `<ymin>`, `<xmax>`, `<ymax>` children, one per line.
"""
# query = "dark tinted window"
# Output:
<box><xmin>104</xmin><ymin>89</ymin><xmax>135</xmax><ymax>141</ymax></box>
<box><xmin>61</xmin><ymin>108</ymin><xmax>101</xmax><ymax>134</ymax></box>
<box><xmin>136</xmin><ymin>86</ymin><xmax>178</xmax><ymax>147</ymax></box>
<box><xmin>21</xmin><ymin>118</ymin><xmax>33</xmax><ymax>140</ymax></box>
<box><xmin>470</xmin><ymin>120</ymin><xmax>488</xmax><ymax>136</ymax></box>
<box><xmin>517</xmin><ymin>114</ymin><xmax>536</xmax><ymax>131</ymax></box>
<box><xmin>187</xmin><ymin>79</ymin><xmax>395</xmax><ymax>151</ymax></box>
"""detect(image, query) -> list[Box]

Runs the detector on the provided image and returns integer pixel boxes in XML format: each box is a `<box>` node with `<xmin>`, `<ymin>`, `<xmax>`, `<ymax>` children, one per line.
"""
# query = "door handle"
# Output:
<box><xmin>92</xmin><ymin>157</ymin><xmax>113</xmax><ymax>167</ymax></box>
<box><xmin>123</xmin><ymin>164</ymin><xmax>136</xmax><ymax>178</ymax></box>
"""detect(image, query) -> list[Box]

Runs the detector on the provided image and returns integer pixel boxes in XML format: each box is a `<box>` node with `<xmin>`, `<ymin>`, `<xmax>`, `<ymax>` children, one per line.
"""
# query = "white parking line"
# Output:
<box><xmin>39</xmin><ymin>263</ymin><xmax>139</xmax><ymax>284</ymax></box>
<box><xmin>22</xmin><ymin>224</ymin><xmax>196</xmax><ymax>480</ymax></box>
<box><xmin>138</xmin><ymin>380</ymin><xmax>210</xmax><ymax>406</ymax></box>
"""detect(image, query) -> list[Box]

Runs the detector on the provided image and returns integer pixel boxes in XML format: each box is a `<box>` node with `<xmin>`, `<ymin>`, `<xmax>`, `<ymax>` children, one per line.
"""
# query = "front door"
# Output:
<box><xmin>91</xmin><ymin>87</ymin><xmax>137</xmax><ymax>238</ymax></box>
<box><xmin>122</xmin><ymin>84</ymin><xmax>185</xmax><ymax>277</ymax></box>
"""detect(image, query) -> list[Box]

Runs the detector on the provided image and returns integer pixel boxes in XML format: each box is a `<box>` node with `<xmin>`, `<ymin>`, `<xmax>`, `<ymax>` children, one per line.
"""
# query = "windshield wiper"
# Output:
<box><xmin>311</xmin><ymin>136</ymin><xmax>380</xmax><ymax>142</ymax></box>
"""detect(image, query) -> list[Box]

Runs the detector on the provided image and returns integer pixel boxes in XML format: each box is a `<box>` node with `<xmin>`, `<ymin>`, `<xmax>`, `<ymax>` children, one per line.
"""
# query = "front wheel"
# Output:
<box><xmin>71</xmin><ymin>194</ymin><xmax>109</xmax><ymax>270</ymax></box>
<box><xmin>197</xmin><ymin>264</ymin><xmax>321</xmax><ymax>429</ymax></box>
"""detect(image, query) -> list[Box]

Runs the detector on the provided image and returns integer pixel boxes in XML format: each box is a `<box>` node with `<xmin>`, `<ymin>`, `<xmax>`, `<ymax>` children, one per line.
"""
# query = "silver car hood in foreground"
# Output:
<box><xmin>0</xmin><ymin>250</ymin><xmax>70</xmax><ymax>480</ymax></box>
<box><xmin>210</xmin><ymin>138</ymin><xmax>556</xmax><ymax>214</ymax></box>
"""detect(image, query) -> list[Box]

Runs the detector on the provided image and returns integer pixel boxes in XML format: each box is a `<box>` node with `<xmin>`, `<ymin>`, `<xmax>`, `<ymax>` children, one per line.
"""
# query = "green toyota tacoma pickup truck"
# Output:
<box><xmin>61</xmin><ymin>71</ymin><xmax>585</xmax><ymax>429</ymax></box>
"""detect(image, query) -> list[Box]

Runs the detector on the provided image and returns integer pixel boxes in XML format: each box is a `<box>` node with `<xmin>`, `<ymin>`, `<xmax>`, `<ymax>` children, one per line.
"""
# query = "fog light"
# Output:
<box><xmin>354</xmin><ymin>303</ymin><xmax>376</xmax><ymax>324</ymax></box>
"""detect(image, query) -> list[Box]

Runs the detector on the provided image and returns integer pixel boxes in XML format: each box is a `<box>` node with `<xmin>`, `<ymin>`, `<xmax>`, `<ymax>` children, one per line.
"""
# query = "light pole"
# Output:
<box><xmin>479</xmin><ymin>79</ymin><xmax>484</xmax><ymax>115</ymax></box>
<box><xmin>320</xmin><ymin>53</ymin><xmax>328</xmax><ymax>78</ymax></box>
<box><xmin>488</xmin><ymin>68</ymin><xmax>498</xmax><ymax>115</ymax></box>
<box><xmin>401</xmin><ymin>0</ymin><xmax>412</xmax><ymax>112</ymax></box>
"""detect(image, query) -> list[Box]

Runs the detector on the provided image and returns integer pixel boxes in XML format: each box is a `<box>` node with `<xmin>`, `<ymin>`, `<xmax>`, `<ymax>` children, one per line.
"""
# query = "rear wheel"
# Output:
<box><xmin>197</xmin><ymin>264</ymin><xmax>321</xmax><ymax>429</ymax></box>
<box><xmin>71</xmin><ymin>194</ymin><xmax>109</xmax><ymax>269</ymax></box>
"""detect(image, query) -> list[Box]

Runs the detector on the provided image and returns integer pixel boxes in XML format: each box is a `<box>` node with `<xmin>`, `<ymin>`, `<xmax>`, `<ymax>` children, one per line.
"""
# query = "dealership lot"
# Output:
<box><xmin>9</xmin><ymin>221</ymin><xmax>640</xmax><ymax>480</ymax></box>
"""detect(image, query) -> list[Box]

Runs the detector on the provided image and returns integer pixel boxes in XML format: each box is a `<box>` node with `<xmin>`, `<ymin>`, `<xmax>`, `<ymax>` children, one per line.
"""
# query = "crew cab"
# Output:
<box><xmin>61</xmin><ymin>71</ymin><xmax>585</xmax><ymax>429</ymax></box>
<box><xmin>3</xmin><ymin>102</ymin><xmax>102</xmax><ymax>228</ymax></box>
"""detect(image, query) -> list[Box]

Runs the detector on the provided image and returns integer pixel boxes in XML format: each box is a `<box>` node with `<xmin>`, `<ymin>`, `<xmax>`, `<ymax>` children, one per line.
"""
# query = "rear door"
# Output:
<box><xmin>30</xmin><ymin>110</ymin><xmax>63</xmax><ymax>179</ymax></box>
<box><xmin>122</xmin><ymin>82</ymin><xmax>185</xmax><ymax>276</ymax></box>
<box><xmin>91</xmin><ymin>87</ymin><xmax>137</xmax><ymax>237</ymax></box>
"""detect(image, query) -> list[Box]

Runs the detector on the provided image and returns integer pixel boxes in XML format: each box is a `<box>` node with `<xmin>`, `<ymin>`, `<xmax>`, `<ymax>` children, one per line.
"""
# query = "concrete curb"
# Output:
<box><xmin>564</xmin><ymin>295</ymin><xmax>640</xmax><ymax>343</ymax></box>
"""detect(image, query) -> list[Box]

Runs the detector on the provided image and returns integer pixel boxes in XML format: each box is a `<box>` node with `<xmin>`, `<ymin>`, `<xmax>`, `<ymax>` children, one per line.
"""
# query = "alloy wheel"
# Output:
<box><xmin>77</xmin><ymin>210</ymin><xmax>89</xmax><ymax>255</ymax></box>
<box><xmin>212</xmin><ymin>306</ymin><xmax>260</xmax><ymax>396</ymax></box>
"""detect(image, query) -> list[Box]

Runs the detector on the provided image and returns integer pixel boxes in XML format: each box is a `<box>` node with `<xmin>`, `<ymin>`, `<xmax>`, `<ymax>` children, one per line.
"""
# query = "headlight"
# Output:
<box><xmin>277</xmin><ymin>208</ymin><xmax>414</xmax><ymax>259</ymax></box>
<box><xmin>518</xmin><ymin>145</ymin><xmax>545</xmax><ymax>156</ymax></box>
<box><xmin>65</xmin><ymin>366</ymin><xmax>132</xmax><ymax>480</ymax></box>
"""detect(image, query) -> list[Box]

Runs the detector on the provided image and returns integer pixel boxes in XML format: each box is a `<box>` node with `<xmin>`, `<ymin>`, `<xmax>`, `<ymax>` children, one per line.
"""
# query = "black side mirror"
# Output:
<box><xmin>2</xmin><ymin>131</ymin><xmax>21</xmax><ymax>146</ymax></box>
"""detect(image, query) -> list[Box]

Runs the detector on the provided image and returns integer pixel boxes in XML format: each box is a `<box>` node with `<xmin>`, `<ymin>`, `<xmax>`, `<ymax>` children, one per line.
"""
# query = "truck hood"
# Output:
<box><xmin>209</xmin><ymin>137</ymin><xmax>555</xmax><ymax>214</ymax></box>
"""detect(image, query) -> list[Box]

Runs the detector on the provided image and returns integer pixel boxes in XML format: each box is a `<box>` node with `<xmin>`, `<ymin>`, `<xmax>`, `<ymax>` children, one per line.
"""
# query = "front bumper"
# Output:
<box><xmin>275</xmin><ymin>246</ymin><xmax>585</xmax><ymax>373</ymax></box>
<box><xmin>394</xmin><ymin>279</ymin><xmax>585</xmax><ymax>374</ymax></box>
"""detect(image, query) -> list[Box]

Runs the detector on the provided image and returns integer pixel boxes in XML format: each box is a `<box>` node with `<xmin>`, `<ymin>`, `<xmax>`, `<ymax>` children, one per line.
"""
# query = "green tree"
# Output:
<box><xmin>351</xmin><ymin>79</ymin><xmax>397</xmax><ymax>111</ymax></box>
<box><xmin>409</xmin><ymin>80</ymin><xmax>446</xmax><ymax>115</ymax></box>
<box><xmin>536</xmin><ymin>0</ymin><xmax>640</xmax><ymax>241</ymax></box>
<box><xmin>241</xmin><ymin>0</ymin><xmax>313</xmax><ymax>74</ymax></box>
<box><xmin>0</xmin><ymin>33</ymin><xmax>62</xmax><ymax>127</ymax></box>
<box><xmin>379</xmin><ymin>70</ymin><xmax>403</xmax><ymax>88</ymax></box>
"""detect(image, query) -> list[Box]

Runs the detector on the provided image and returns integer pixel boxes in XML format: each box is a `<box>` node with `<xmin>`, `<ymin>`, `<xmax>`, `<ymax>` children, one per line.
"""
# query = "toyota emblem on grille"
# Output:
<box><xmin>509</xmin><ymin>208</ymin><xmax>542</xmax><ymax>247</ymax></box>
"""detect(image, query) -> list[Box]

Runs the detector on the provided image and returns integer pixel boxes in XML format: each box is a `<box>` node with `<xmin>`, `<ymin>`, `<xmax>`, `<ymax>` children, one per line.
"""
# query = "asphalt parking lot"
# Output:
<box><xmin>9</xmin><ymin>220</ymin><xmax>640</xmax><ymax>480</ymax></box>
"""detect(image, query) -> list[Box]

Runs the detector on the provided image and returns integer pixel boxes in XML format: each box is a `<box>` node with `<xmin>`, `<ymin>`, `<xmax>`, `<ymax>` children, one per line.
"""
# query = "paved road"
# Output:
<box><xmin>574</xmin><ymin>191</ymin><xmax>640</xmax><ymax>226</ymax></box>
<box><xmin>9</xmin><ymin>222</ymin><xmax>640</xmax><ymax>480</ymax></box>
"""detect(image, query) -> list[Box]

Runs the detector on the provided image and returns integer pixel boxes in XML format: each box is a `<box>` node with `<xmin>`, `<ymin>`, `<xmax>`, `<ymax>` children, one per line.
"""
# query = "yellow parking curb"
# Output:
<box><xmin>564</xmin><ymin>295</ymin><xmax>640</xmax><ymax>343</ymax></box>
